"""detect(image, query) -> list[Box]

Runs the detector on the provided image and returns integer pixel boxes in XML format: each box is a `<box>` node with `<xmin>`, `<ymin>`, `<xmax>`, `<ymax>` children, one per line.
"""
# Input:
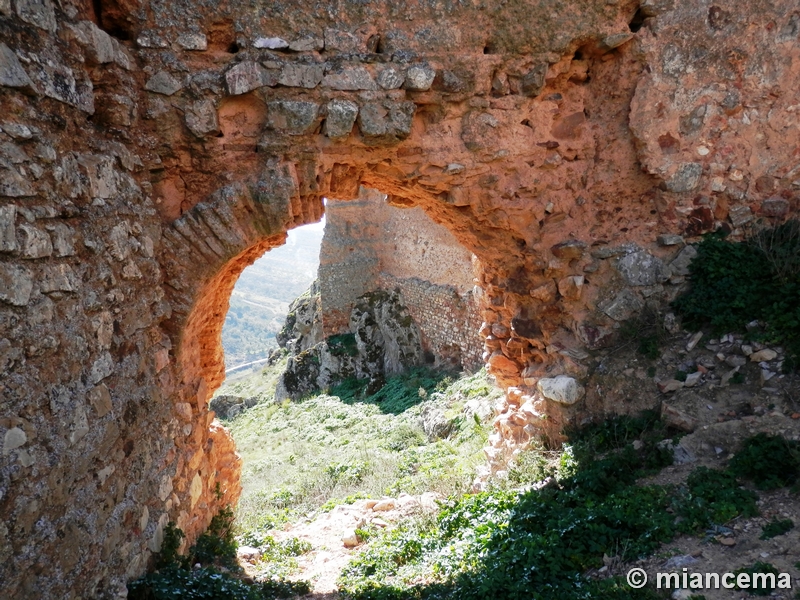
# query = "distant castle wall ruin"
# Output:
<box><xmin>320</xmin><ymin>189</ymin><xmax>483</xmax><ymax>371</ymax></box>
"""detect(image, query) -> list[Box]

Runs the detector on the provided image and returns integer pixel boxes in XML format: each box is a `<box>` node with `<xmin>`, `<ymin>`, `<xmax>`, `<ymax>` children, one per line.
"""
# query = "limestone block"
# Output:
<box><xmin>357</xmin><ymin>100</ymin><xmax>415</xmax><ymax>141</ymax></box>
<box><xmin>729</xmin><ymin>205</ymin><xmax>753</xmax><ymax>227</ymax></box>
<box><xmin>750</xmin><ymin>348</ymin><xmax>777</xmax><ymax>362</ymax></box>
<box><xmin>0</xmin><ymin>264</ymin><xmax>33</xmax><ymax>305</ymax></box>
<box><xmin>536</xmin><ymin>375</ymin><xmax>585</xmax><ymax>405</ymax></box>
<box><xmin>324</xmin><ymin>28</ymin><xmax>361</xmax><ymax>52</ymax></box>
<box><xmin>254</xmin><ymin>37</ymin><xmax>288</xmax><ymax>49</ymax></box>
<box><xmin>225</xmin><ymin>61</ymin><xmax>274</xmax><ymax>95</ymax></box>
<box><xmin>323</xmin><ymin>65</ymin><xmax>376</xmax><ymax>91</ymax></box>
<box><xmin>324</xmin><ymin>99</ymin><xmax>358</xmax><ymax>139</ymax></box>
<box><xmin>176</xmin><ymin>33</ymin><xmax>207</xmax><ymax>51</ymax></box>
<box><xmin>15</xmin><ymin>0</ymin><xmax>56</xmax><ymax>32</ymax></box>
<box><xmin>521</xmin><ymin>63</ymin><xmax>548</xmax><ymax>97</ymax></box>
<box><xmin>404</xmin><ymin>64</ymin><xmax>436</xmax><ymax>91</ymax></box>
<box><xmin>19</xmin><ymin>224</ymin><xmax>52</xmax><ymax>259</ymax></box>
<box><xmin>289</xmin><ymin>36</ymin><xmax>324</xmax><ymax>51</ymax></box>
<box><xmin>657</xmin><ymin>234</ymin><xmax>684</xmax><ymax>246</ymax></box>
<box><xmin>0</xmin><ymin>205</ymin><xmax>17</xmax><ymax>252</ymax></box>
<box><xmin>617</xmin><ymin>251</ymin><xmax>668</xmax><ymax>286</ymax></box>
<box><xmin>267</xmin><ymin>100</ymin><xmax>320</xmax><ymax>134</ymax></box>
<box><xmin>78</xmin><ymin>155</ymin><xmax>118</xmax><ymax>199</ymax></box>
<box><xmin>185</xmin><ymin>99</ymin><xmax>220</xmax><ymax>138</ymax></box>
<box><xmin>601</xmin><ymin>289</ymin><xmax>643</xmax><ymax>321</ymax></box>
<box><xmin>0</xmin><ymin>165</ymin><xmax>34</xmax><ymax>197</ymax></box>
<box><xmin>29</xmin><ymin>60</ymin><xmax>94</xmax><ymax>113</ymax></box>
<box><xmin>1</xmin><ymin>123</ymin><xmax>33</xmax><ymax>140</ymax></box>
<box><xmin>72</xmin><ymin>21</ymin><xmax>116</xmax><ymax>64</ymax></box>
<box><xmin>278</xmin><ymin>63</ymin><xmax>324</xmax><ymax>89</ymax></box>
<box><xmin>41</xmin><ymin>263</ymin><xmax>78</xmax><ymax>293</ymax></box>
<box><xmin>189</xmin><ymin>473</ymin><xmax>203</xmax><ymax>508</ymax></box>
<box><xmin>145</xmin><ymin>71</ymin><xmax>183</xmax><ymax>96</ymax></box>
<box><xmin>551</xmin><ymin>240</ymin><xmax>586</xmax><ymax>260</ymax></box>
<box><xmin>90</xmin><ymin>351</ymin><xmax>113</xmax><ymax>383</ymax></box>
<box><xmin>669</xmin><ymin>244</ymin><xmax>697</xmax><ymax>277</ymax></box>
<box><xmin>377</xmin><ymin>66</ymin><xmax>404</xmax><ymax>90</ymax></box>
<box><xmin>48</xmin><ymin>222</ymin><xmax>77</xmax><ymax>257</ymax></box>
<box><xmin>3</xmin><ymin>427</ymin><xmax>26</xmax><ymax>455</ymax></box>
<box><xmin>68</xmin><ymin>405</ymin><xmax>89</xmax><ymax>445</ymax></box>
<box><xmin>0</xmin><ymin>0</ymin><xmax>10</xmax><ymax>15</ymax></box>
<box><xmin>761</xmin><ymin>196</ymin><xmax>789</xmax><ymax>218</ymax></box>
<box><xmin>0</xmin><ymin>43</ymin><xmax>35</xmax><ymax>91</ymax></box>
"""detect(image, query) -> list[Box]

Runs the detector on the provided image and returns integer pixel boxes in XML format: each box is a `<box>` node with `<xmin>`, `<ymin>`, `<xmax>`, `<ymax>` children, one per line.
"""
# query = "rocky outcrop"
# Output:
<box><xmin>276</xmin><ymin>288</ymin><xmax>424</xmax><ymax>399</ymax></box>
<box><xmin>1</xmin><ymin>0</ymin><xmax>799</xmax><ymax>596</ymax></box>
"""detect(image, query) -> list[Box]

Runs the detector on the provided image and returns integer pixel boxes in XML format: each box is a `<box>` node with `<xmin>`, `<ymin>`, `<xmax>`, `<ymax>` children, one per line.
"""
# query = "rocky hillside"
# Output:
<box><xmin>222</xmin><ymin>222</ymin><xmax>324</xmax><ymax>369</ymax></box>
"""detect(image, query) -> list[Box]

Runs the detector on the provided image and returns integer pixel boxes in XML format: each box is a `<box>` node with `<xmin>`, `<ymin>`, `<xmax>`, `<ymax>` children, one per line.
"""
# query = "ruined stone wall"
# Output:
<box><xmin>320</xmin><ymin>189</ymin><xmax>482</xmax><ymax>370</ymax></box>
<box><xmin>1</xmin><ymin>0</ymin><xmax>799</xmax><ymax>596</ymax></box>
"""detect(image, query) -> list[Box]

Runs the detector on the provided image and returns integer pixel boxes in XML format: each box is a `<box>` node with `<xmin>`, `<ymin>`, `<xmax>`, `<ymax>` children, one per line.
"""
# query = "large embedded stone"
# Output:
<box><xmin>324</xmin><ymin>99</ymin><xmax>359</xmax><ymax>139</ymax></box>
<box><xmin>377</xmin><ymin>66</ymin><xmax>405</xmax><ymax>90</ymax></box>
<box><xmin>601</xmin><ymin>289</ymin><xmax>643</xmax><ymax>321</ymax></box>
<box><xmin>357</xmin><ymin>100</ymin><xmax>415</xmax><ymax>142</ymax></box>
<box><xmin>536</xmin><ymin>376</ymin><xmax>585</xmax><ymax>405</ymax></box>
<box><xmin>404</xmin><ymin>64</ymin><xmax>436</xmax><ymax>91</ymax></box>
<box><xmin>323</xmin><ymin>65</ymin><xmax>376</xmax><ymax>91</ymax></box>
<box><xmin>254</xmin><ymin>37</ymin><xmax>288</xmax><ymax>49</ymax></box>
<box><xmin>185</xmin><ymin>99</ymin><xmax>220</xmax><ymax>138</ymax></box>
<box><xmin>77</xmin><ymin>155</ymin><xmax>118</xmax><ymax>199</ymax></box>
<box><xmin>0</xmin><ymin>205</ymin><xmax>17</xmax><ymax>252</ymax></box>
<box><xmin>289</xmin><ymin>36</ymin><xmax>324</xmax><ymax>52</ymax></box>
<box><xmin>278</xmin><ymin>63</ymin><xmax>324</xmax><ymax>89</ymax></box>
<box><xmin>669</xmin><ymin>245</ymin><xmax>697</xmax><ymax>277</ymax></box>
<box><xmin>665</xmin><ymin>162</ymin><xmax>702</xmax><ymax>192</ymax></box>
<box><xmin>3</xmin><ymin>427</ymin><xmax>26</xmax><ymax>455</ymax></box>
<box><xmin>176</xmin><ymin>33</ymin><xmax>207</xmax><ymax>51</ymax></box>
<box><xmin>71</xmin><ymin>20</ymin><xmax>116</xmax><ymax>65</ymax></box>
<box><xmin>266</xmin><ymin>100</ymin><xmax>320</xmax><ymax>135</ymax></box>
<box><xmin>225</xmin><ymin>61</ymin><xmax>274</xmax><ymax>95</ymax></box>
<box><xmin>41</xmin><ymin>264</ymin><xmax>78</xmax><ymax>293</ymax></box>
<box><xmin>521</xmin><ymin>63</ymin><xmax>548</xmax><ymax>97</ymax></box>
<box><xmin>19</xmin><ymin>224</ymin><xmax>53</xmax><ymax>259</ymax></box>
<box><xmin>28</xmin><ymin>61</ymin><xmax>94</xmax><ymax>112</ymax></box>
<box><xmin>0</xmin><ymin>166</ymin><xmax>34</xmax><ymax>197</ymax></box>
<box><xmin>15</xmin><ymin>0</ymin><xmax>56</xmax><ymax>32</ymax></box>
<box><xmin>145</xmin><ymin>71</ymin><xmax>183</xmax><ymax>96</ymax></box>
<box><xmin>0</xmin><ymin>43</ymin><xmax>35</xmax><ymax>91</ymax></box>
<box><xmin>616</xmin><ymin>250</ymin><xmax>668</xmax><ymax>286</ymax></box>
<box><xmin>0</xmin><ymin>264</ymin><xmax>33</xmax><ymax>305</ymax></box>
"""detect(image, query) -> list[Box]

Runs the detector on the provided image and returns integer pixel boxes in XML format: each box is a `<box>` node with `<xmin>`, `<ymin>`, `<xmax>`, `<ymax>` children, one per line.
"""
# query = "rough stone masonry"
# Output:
<box><xmin>1</xmin><ymin>0</ymin><xmax>799</xmax><ymax>597</ymax></box>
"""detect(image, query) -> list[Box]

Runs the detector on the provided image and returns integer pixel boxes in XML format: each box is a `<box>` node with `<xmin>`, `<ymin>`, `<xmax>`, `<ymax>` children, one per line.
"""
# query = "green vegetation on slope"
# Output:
<box><xmin>227</xmin><ymin>367</ymin><xmax>502</xmax><ymax>537</ymax></box>
<box><xmin>673</xmin><ymin>220</ymin><xmax>800</xmax><ymax>369</ymax></box>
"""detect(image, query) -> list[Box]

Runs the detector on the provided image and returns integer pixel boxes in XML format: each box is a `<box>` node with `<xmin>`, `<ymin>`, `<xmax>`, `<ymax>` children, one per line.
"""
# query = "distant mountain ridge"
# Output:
<box><xmin>222</xmin><ymin>220</ymin><xmax>324</xmax><ymax>369</ymax></box>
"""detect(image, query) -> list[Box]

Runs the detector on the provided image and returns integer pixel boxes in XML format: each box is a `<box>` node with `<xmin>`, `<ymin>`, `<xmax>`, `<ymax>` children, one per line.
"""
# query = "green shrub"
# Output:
<box><xmin>728</xmin><ymin>432</ymin><xmax>800</xmax><ymax>490</ymax></box>
<box><xmin>760</xmin><ymin>518</ymin><xmax>794</xmax><ymax>540</ymax></box>
<box><xmin>188</xmin><ymin>506</ymin><xmax>238</xmax><ymax>569</ymax></box>
<box><xmin>673</xmin><ymin>467</ymin><xmax>757</xmax><ymax>531</ymax></box>
<box><xmin>328</xmin><ymin>333</ymin><xmax>359</xmax><ymax>357</ymax></box>
<box><xmin>733</xmin><ymin>562</ymin><xmax>780</xmax><ymax>596</ymax></box>
<box><xmin>673</xmin><ymin>222</ymin><xmax>800</xmax><ymax>368</ymax></box>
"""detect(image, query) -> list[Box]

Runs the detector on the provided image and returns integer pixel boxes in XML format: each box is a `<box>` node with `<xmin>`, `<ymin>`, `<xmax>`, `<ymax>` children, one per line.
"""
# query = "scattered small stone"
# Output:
<box><xmin>658</xmin><ymin>379</ymin><xmax>684</xmax><ymax>393</ymax></box>
<box><xmin>371</xmin><ymin>518</ymin><xmax>388</xmax><ymax>527</ymax></box>
<box><xmin>657</xmin><ymin>234</ymin><xmax>684</xmax><ymax>246</ymax></box>
<box><xmin>237</xmin><ymin>546</ymin><xmax>261</xmax><ymax>562</ymax></box>
<box><xmin>684</xmin><ymin>371</ymin><xmax>703</xmax><ymax>387</ymax></box>
<box><xmin>372</xmin><ymin>498</ymin><xmax>396</xmax><ymax>512</ymax></box>
<box><xmin>342</xmin><ymin>529</ymin><xmax>360</xmax><ymax>547</ymax></box>
<box><xmin>750</xmin><ymin>348</ymin><xmax>777</xmax><ymax>362</ymax></box>
<box><xmin>718</xmin><ymin>536</ymin><xmax>736</xmax><ymax>546</ymax></box>
<box><xmin>686</xmin><ymin>331</ymin><xmax>703</xmax><ymax>351</ymax></box>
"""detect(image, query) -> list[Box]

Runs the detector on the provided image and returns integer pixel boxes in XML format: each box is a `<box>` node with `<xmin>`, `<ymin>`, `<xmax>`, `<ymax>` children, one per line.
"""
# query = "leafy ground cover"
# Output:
<box><xmin>336</xmin><ymin>424</ymin><xmax>797</xmax><ymax>600</ymax></box>
<box><xmin>673</xmin><ymin>220</ymin><xmax>800</xmax><ymax>369</ymax></box>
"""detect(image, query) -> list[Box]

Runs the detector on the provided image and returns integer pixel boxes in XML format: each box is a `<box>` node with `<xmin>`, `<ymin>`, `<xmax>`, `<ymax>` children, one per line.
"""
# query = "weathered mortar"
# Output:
<box><xmin>0</xmin><ymin>0</ymin><xmax>799</xmax><ymax>596</ymax></box>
